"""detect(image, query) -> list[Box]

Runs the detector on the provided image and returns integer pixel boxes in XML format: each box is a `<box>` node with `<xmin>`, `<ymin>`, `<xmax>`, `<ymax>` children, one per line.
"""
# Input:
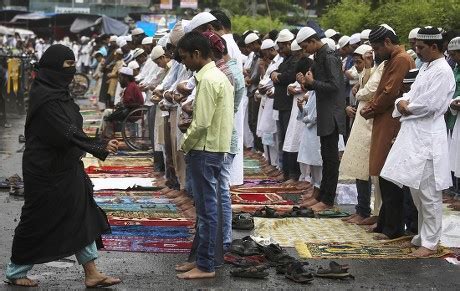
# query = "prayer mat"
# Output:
<box><xmin>253</xmin><ymin>217</ymin><xmax>378</xmax><ymax>248</ymax></box>
<box><xmin>232</xmin><ymin>193</ymin><xmax>292</xmax><ymax>205</ymax></box>
<box><xmin>94</xmin><ymin>190</ymin><xmax>194</xmax><ymax>253</ymax></box>
<box><xmin>295</xmin><ymin>236</ymin><xmax>452</xmax><ymax>259</ymax></box>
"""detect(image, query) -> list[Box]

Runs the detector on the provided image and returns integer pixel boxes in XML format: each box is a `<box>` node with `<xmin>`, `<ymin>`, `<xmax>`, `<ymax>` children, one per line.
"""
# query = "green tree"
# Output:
<box><xmin>231</xmin><ymin>15</ymin><xmax>284</xmax><ymax>35</ymax></box>
<box><xmin>319</xmin><ymin>0</ymin><xmax>370</xmax><ymax>35</ymax></box>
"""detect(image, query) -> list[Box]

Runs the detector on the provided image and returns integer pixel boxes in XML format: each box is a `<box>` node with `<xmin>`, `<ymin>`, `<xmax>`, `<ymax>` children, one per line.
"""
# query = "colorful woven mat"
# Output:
<box><xmin>253</xmin><ymin>217</ymin><xmax>378</xmax><ymax>247</ymax></box>
<box><xmin>295</xmin><ymin>236</ymin><xmax>452</xmax><ymax>259</ymax></box>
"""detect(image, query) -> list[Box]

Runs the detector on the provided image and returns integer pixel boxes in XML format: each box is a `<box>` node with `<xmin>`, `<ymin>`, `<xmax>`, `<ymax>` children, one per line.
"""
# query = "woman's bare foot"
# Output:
<box><xmin>6</xmin><ymin>277</ymin><xmax>38</xmax><ymax>287</ymax></box>
<box><xmin>409</xmin><ymin>246</ymin><xmax>437</xmax><ymax>257</ymax></box>
<box><xmin>176</xmin><ymin>267</ymin><xmax>215</xmax><ymax>279</ymax></box>
<box><xmin>310</xmin><ymin>202</ymin><xmax>333</xmax><ymax>212</ymax></box>
<box><xmin>175</xmin><ymin>262</ymin><xmax>196</xmax><ymax>272</ymax></box>
<box><xmin>83</xmin><ymin>260</ymin><xmax>121</xmax><ymax>288</ymax></box>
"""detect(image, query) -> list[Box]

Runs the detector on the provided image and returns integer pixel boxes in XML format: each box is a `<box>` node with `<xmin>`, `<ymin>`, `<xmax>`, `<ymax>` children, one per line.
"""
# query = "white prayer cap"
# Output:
<box><xmin>380</xmin><ymin>24</ymin><xmax>396</xmax><ymax>35</ymax></box>
<box><xmin>291</xmin><ymin>40</ymin><xmax>302</xmax><ymax>51</ymax></box>
<box><xmin>80</xmin><ymin>36</ymin><xmax>89</xmax><ymax>42</ymax></box>
<box><xmin>448</xmin><ymin>37</ymin><xmax>460</xmax><ymax>51</ymax></box>
<box><xmin>408</xmin><ymin>27</ymin><xmax>420</xmax><ymax>39</ymax></box>
<box><xmin>128</xmin><ymin>60</ymin><xmax>139</xmax><ymax>70</ymax></box>
<box><xmin>406</xmin><ymin>49</ymin><xmax>417</xmax><ymax>60</ymax></box>
<box><xmin>115</xmin><ymin>48</ymin><xmax>123</xmax><ymax>54</ymax></box>
<box><xmin>132</xmin><ymin>48</ymin><xmax>145</xmax><ymax>59</ymax></box>
<box><xmin>338</xmin><ymin>35</ymin><xmax>350</xmax><ymax>49</ymax></box>
<box><xmin>151</xmin><ymin>45</ymin><xmax>165</xmax><ymax>60</ymax></box>
<box><xmin>349</xmin><ymin>33</ymin><xmax>361</xmax><ymax>45</ymax></box>
<box><xmin>141</xmin><ymin>37</ymin><xmax>154</xmax><ymax>45</ymax></box>
<box><xmin>276</xmin><ymin>29</ymin><xmax>294</xmax><ymax>43</ymax></box>
<box><xmin>354</xmin><ymin>44</ymin><xmax>372</xmax><ymax>56</ymax></box>
<box><xmin>245</xmin><ymin>33</ymin><xmax>260</xmax><ymax>45</ymax></box>
<box><xmin>132</xmin><ymin>28</ymin><xmax>144</xmax><ymax>36</ymax></box>
<box><xmin>119</xmin><ymin>66</ymin><xmax>133</xmax><ymax>76</ymax></box>
<box><xmin>125</xmin><ymin>35</ymin><xmax>132</xmax><ymax>42</ymax></box>
<box><xmin>324</xmin><ymin>28</ymin><xmax>338</xmax><ymax>38</ymax></box>
<box><xmin>119</xmin><ymin>39</ymin><xmax>128</xmax><ymax>47</ymax></box>
<box><xmin>360</xmin><ymin>29</ymin><xmax>371</xmax><ymax>41</ymax></box>
<box><xmin>109</xmin><ymin>35</ymin><xmax>118</xmax><ymax>42</ymax></box>
<box><xmin>296</xmin><ymin>27</ymin><xmax>316</xmax><ymax>44</ymax></box>
<box><xmin>169</xmin><ymin>21</ymin><xmax>186</xmax><ymax>46</ymax></box>
<box><xmin>185</xmin><ymin>12</ymin><xmax>217</xmax><ymax>33</ymax></box>
<box><xmin>321</xmin><ymin>38</ymin><xmax>336</xmax><ymax>50</ymax></box>
<box><xmin>260</xmin><ymin>39</ymin><xmax>275</xmax><ymax>50</ymax></box>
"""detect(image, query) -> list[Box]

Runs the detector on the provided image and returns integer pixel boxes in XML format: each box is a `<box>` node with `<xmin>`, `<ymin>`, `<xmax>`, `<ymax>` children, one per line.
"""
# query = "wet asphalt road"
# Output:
<box><xmin>0</xmin><ymin>114</ymin><xmax>459</xmax><ymax>290</ymax></box>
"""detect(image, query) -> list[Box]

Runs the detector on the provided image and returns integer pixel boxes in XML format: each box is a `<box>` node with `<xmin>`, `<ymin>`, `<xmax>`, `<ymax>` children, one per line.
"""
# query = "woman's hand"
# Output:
<box><xmin>106</xmin><ymin>139</ymin><xmax>119</xmax><ymax>154</ymax></box>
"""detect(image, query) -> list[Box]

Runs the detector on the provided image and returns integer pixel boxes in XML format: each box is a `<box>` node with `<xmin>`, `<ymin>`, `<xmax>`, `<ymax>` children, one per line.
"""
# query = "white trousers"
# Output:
<box><xmin>299</xmin><ymin>163</ymin><xmax>322</xmax><ymax>188</ymax></box>
<box><xmin>409</xmin><ymin>160</ymin><xmax>442</xmax><ymax>250</ymax></box>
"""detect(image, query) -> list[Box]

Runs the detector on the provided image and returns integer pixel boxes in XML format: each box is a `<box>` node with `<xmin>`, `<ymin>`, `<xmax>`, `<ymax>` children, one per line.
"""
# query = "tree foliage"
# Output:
<box><xmin>231</xmin><ymin>15</ymin><xmax>284</xmax><ymax>35</ymax></box>
<box><xmin>319</xmin><ymin>0</ymin><xmax>460</xmax><ymax>43</ymax></box>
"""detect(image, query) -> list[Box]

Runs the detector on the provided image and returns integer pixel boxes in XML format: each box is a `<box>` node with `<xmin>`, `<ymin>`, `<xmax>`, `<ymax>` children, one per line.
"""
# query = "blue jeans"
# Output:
<box><xmin>218</xmin><ymin>153</ymin><xmax>234</xmax><ymax>251</ymax></box>
<box><xmin>5</xmin><ymin>241</ymin><xmax>98</xmax><ymax>280</ymax></box>
<box><xmin>188</xmin><ymin>150</ymin><xmax>224</xmax><ymax>272</ymax></box>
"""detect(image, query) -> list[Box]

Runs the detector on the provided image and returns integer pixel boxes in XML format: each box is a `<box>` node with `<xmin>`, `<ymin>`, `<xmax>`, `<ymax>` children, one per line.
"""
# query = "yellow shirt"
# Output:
<box><xmin>181</xmin><ymin>61</ymin><xmax>234</xmax><ymax>153</ymax></box>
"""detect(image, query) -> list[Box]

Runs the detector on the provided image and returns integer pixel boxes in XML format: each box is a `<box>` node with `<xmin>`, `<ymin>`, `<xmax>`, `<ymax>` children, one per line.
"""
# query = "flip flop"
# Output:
<box><xmin>4</xmin><ymin>278</ymin><xmax>38</xmax><ymax>287</ymax></box>
<box><xmin>315</xmin><ymin>261</ymin><xmax>353</xmax><ymax>279</ymax></box>
<box><xmin>285</xmin><ymin>262</ymin><xmax>314</xmax><ymax>283</ymax></box>
<box><xmin>232</xmin><ymin>213</ymin><xmax>254</xmax><ymax>230</ymax></box>
<box><xmin>85</xmin><ymin>276</ymin><xmax>122</xmax><ymax>288</ymax></box>
<box><xmin>316</xmin><ymin>209</ymin><xmax>350</xmax><ymax>218</ymax></box>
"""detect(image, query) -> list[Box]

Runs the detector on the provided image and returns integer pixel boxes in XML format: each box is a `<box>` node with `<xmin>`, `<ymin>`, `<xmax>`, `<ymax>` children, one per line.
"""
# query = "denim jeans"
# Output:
<box><xmin>187</xmin><ymin>150</ymin><xmax>224</xmax><ymax>272</ymax></box>
<box><xmin>218</xmin><ymin>153</ymin><xmax>235</xmax><ymax>251</ymax></box>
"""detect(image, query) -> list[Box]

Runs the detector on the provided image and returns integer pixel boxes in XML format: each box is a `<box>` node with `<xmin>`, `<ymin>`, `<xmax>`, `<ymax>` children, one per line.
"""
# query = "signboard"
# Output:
<box><xmin>160</xmin><ymin>0</ymin><xmax>173</xmax><ymax>10</ymax></box>
<box><xmin>141</xmin><ymin>14</ymin><xmax>177</xmax><ymax>29</ymax></box>
<box><xmin>55</xmin><ymin>6</ymin><xmax>91</xmax><ymax>14</ymax></box>
<box><xmin>180</xmin><ymin>0</ymin><xmax>198</xmax><ymax>9</ymax></box>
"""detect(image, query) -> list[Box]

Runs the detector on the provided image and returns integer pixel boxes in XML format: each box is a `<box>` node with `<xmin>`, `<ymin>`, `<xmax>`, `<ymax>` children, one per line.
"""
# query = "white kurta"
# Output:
<box><xmin>283</xmin><ymin>83</ymin><xmax>304</xmax><ymax>153</ymax></box>
<box><xmin>381</xmin><ymin>58</ymin><xmax>456</xmax><ymax>191</ymax></box>
<box><xmin>297</xmin><ymin>91</ymin><xmax>322</xmax><ymax>166</ymax></box>
<box><xmin>449</xmin><ymin>97</ymin><xmax>460</xmax><ymax>177</ymax></box>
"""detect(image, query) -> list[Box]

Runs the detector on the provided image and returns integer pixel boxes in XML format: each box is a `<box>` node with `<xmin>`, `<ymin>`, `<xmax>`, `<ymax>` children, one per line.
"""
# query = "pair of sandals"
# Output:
<box><xmin>315</xmin><ymin>261</ymin><xmax>353</xmax><ymax>279</ymax></box>
<box><xmin>281</xmin><ymin>206</ymin><xmax>315</xmax><ymax>218</ymax></box>
<box><xmin>232</xmin><ymin>213</ymin><xmax>254</xmax><ymax>230</ymax></box>
<box><xmin>230</xmin><ymin>237</ymin><xmax>263</xmax><ymax>256</ymax></box>
<box><xmin>262</xmin><ymin>243</ymin><xmax>296</xmax><ymax>266</ymax></box>
<box><xmin>253</xmin><ymin>206</ymin><xmax>279</xmax><ymax>218</ymax></box>
<box><xmin>224</xmin><ymin>253</ymin><xmax>267</xmax><ymax>267</ymax></box>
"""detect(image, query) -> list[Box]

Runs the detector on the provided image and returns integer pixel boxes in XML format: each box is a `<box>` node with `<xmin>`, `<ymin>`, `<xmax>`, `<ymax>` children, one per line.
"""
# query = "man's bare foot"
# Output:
<box><xmin>357</xmin><ymin>215</ymin><xmax>379</xmax><ymax>225</ymax></box>
<box><xmin>342</xmin><ymin>213</ymin><xmax>357</xmax><ymax>221</ymax></box>
<box><xmin>6</xmin><ymin>277</ymin><xmax>38</xmax><ymax>287</ymax></box>
<box><xmin>373</xmin><ymin>233</ymin><xmax>389</xmax><ymax>240</ymax></box>
<box><xmin>177</xmin><ymin>267</ymin><xmax>215</xmax><ymax>279</ymax></box>
<box><xmin>409</xmin><ymin>246</ymin><xmax>437</xmax><ymax>257</ymax></box>
<box><xmin>300</xmin><ymin>198</ymin><xmax>320</xmax><ymax>208</ymax></box>
<box><xmin>175</xmin><ymin>262</ymin><xmax>196</xmax><ymax>272</ymax></box>
<box><xmin>85</xmin><ymin>275</ymin><xmax>121</xmax><ymax>288</ymax></box>
<box><xmin>283</xmin><ymin>179</ymin><xmax>297</xmax><ymax>185</ymax></box>
<box><xmin>364</xmin><ymin>223</ymin><xmax>378</xmax><ymax>232</ymax></box>
<box><xmin>400</xmin><ymin>241</ymin><xmax>417</xmax><ymax>249</ymax></box>
<box><xmin>310</xmin><ymin>202</ymin><xmax>333</xmax><ymax>212</ymax></box>
<box><xmin>160</xmin><ymin>187</ymin><xmax>173</xmax><ymax>194</ymax></box>
<box><xmin>347</xmin><ymin>214</ymin><xmax>367</xmax><ymax>224</ymax></box>
<box><xmin>165</xmin><ymin>190</ymin><xmax>181</xmax><ymax>198</ymax></box>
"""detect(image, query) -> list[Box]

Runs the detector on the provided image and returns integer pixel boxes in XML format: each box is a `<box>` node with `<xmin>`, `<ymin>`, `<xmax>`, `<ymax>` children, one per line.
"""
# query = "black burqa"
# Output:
<box><xmin>11</xmin><ymin>44</ymin><xmax>111</xmax><ymax>265</ymax></box>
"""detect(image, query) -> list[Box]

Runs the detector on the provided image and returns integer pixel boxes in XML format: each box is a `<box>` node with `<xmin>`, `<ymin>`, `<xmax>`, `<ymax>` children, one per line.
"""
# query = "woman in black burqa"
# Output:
<box><xmin>4</xmin><ymin>44</ymin><xmax>121</xmax><ymax>288</ymax></box>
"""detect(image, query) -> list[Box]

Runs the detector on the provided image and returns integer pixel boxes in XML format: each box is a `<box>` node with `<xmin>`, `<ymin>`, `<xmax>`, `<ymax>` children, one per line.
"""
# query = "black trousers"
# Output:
<box><xmin>248</xmin><ymin>95</ymin><xmax>263</xmax><ymax>151</ymax></box>
<box><xmin>318</xmin><ymin>126</ymin><xmax>340</xmax><ymax>206</ymax></box>
<box><xmin>278</xmin><ymin>109</ymin><xmax>300</xmax><ymax>180</ymax></box>
<box><xmin>375</xmin><ymin>177</ymin><xmax>405</xmax><ymax>239</ymax></box>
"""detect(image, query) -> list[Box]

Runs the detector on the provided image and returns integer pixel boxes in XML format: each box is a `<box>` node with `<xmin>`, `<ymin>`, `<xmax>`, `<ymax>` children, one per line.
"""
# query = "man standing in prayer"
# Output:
<box><xmin>360</xmin><ymin>25</ymin><xmax>414</xmax><ymax>240</ymax></box>
<box><xmin>176</xmin><ymin>31</ymin><xmax>234</xmax><ymax>279</ymax></box>
<box><xmin>381</xmin><ymin>27</ymin><xmax>455</xmax><ymax>256</ymax></box>
<box><xmin>448</xmin><ymin>37</ymin><xmax>460</xmax><ymax>183</ymax></box>
<box><xmin>296</xmin><ymin>27</ymin><xmax>346</xmax><ymax>212</ymax></box>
